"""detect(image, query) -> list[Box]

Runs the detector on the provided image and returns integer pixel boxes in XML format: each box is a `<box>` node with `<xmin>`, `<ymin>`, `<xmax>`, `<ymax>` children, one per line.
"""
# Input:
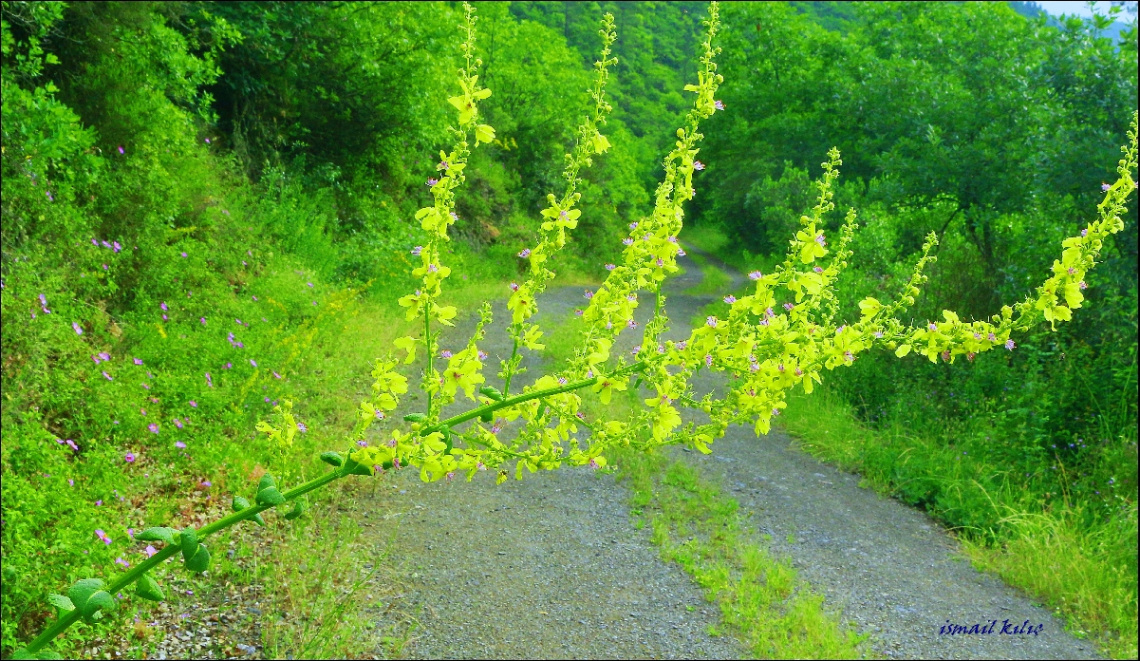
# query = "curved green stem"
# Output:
<box><xmin>422</xmin><ymin>361</ymin><xmax>647</xmax><ymax>436</ymax></box>
<box><xmin>22</xmin><ymin>468</ymin><xmax>346</xmax><ymax>656</ymax></box>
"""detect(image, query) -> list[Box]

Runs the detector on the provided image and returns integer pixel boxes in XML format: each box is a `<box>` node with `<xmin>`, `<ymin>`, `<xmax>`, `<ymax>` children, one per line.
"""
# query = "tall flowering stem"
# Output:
<box><xmin>500</xmin><ymin>13</ymin><xmax>619</xmax><ymax>397</ymax></box>
<box><xmin>396</xmin><ymin>2</ymin><xmax>496</xmax><ymax>422</ymax></box>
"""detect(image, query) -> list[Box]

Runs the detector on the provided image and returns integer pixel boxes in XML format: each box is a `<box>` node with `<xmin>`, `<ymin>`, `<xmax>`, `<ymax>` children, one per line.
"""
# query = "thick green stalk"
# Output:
<box><xmin>22</xmin><ymin>468</ymin><xmax>345</xmax><ymax>656</ymax></box>
<box><xmin>421</xmin><ymin>361</ymin><xmax>647</xmax><ymax>436</ymax></box>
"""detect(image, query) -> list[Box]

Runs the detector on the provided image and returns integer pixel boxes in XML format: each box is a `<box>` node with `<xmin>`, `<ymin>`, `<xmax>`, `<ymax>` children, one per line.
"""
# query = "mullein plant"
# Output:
<box><xmin>16</xmin><ymin>2</ymin><xmax>1138</xmax><ymax>657</ymax></box>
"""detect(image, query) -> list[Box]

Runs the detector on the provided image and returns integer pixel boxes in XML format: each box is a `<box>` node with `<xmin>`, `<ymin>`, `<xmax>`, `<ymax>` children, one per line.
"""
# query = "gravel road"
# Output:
<box><xmin>358</xmin><ymin>247</ymin><xmax>1102</xmax><ymax>660</ymax></box>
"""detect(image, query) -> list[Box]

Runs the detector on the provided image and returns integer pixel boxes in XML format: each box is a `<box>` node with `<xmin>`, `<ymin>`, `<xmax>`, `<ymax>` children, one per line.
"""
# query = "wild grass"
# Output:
<box><xmin>612</xmin><ymin>445</ymin><xmax>868</xmax><ymax>659</ymax></box>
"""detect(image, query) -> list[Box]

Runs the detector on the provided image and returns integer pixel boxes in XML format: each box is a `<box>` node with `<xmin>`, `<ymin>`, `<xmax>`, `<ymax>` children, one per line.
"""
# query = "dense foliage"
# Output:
<box><xmin>2</xmin><ymin>1</ymin><xmax>1137</xmax><ymax>658</ymax></box>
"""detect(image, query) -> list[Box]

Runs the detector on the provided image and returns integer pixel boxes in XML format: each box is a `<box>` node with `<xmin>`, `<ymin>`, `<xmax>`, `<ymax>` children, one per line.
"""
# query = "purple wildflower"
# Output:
<box><xmin>73</xmin><ymin>322</ymin><xmax>83</xmax><ymax>335</ymax></box>
<box><xmin>148</xmin><ymin>423</ymin><xmax>159</xmax><ymax>434</ymax></box>
<box><xmin>125</xmin><ymin>452</ymin><xmax>135</xmax><ymax>463</ymax></box>
<box><xmin>715</xmin><ymin>100</ymin><xmax>725</xmax><ymax>110</ymax></box>
<box><xmin>693</xmin><ymin>160</ymin><xmax>705</xmax><ymax>171</ymax></box>
<box><xmin>623</xmin><ymin>237</ymin><xmax>634</xmax><ymax>246</ymax></box>
<box><xmin>175</xmin><ymin>441</ymin><xmax>186</xmax><ymax>449</ymax></box>
<box><xmin>518</xmin><ymin>248</ymin><xmax>531</xmax><ymax>258</ymax></box>
<box><xmin>1102</xmin><ymin>183</ymin><xmax>1111</xmax><ymax>192</ymax></box>
<box><xmin>144</xmin><ymin>545</ymin><xmax>157</xmax><ymax>558</ymax></box>
<box><xmin>749</xmin><ymin>271</ymin><xmax>763</xmax><ymax>280</ymax></box>
<box><xmin>440</xmin><ymin>350</ymin><xmax>453</xmax><ymax>359</ymax></box>
<box><xmin>605</xmin><ymin>264</ymin><xmax>616</xmax><ymax>271</ymax></box>
<box><xmin>174</xmin><ymin>418</ymin><xmax>183</xmax><ymax>429</ymax></box>
<box><xmin>426</xmin><ymin>178</ymin><xmax>439</xmax><ymax>187</ymax></box>
<box><xmin>297</xmin><ymin>423</ymin><xmax>307</xmax><ymax>433</ymax></box>
<box><xmin>117</xmin><ymin>146</ymin><xmax>124</xmax><ymax>154</ymax></box>
<box><xmin>250</xmin><ymin>359</ymin><xmax>257</xmax><ymax>367</ymax></box>
<box><xmin>103</xmin><ymin>371</ymin><xmax>113</xmax><ymax>381</ymax></box>
<box><xmin>1005</xmin><ymin>339</ymin><xmax>1016</xmax><ymax>350</ymax></box>
<box><xmin>189</xmin><ymin>400</ymin><xmax>197</xmax><ymax>407</ymax></box>
<box><xmin>724</xmin><ymin>295</ymin><xmax>736</xmax><ymax>304</ymax></box>
<box><xmin>706</xmin><ymin>316</ymin><xmax>718</xmax><ymax>328</ymax></box>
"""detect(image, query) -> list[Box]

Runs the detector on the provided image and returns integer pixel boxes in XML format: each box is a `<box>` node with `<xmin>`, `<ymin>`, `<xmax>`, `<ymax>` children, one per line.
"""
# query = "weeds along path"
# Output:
<box><xmin>354</xmin><ymin>249</ymin><xmax>1099</xmax><ymax>659</ymax></box>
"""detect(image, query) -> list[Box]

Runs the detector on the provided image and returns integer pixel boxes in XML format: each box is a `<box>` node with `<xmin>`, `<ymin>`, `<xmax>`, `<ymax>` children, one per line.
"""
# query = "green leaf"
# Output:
<box><xmin>180</xmin><ymin>528</ymin><xmax>199</xmax><ymax>561</ymax></box>
<box><xmin>283</xmin><ymin>497</ymin><xmax>308</xmax><ymax>521</ymax></box>
<box><xmin>80</xmin><ymin>590</ymin><xmax>115</xmax><ymax>622</ymax></box>
<box><xmin>67</xmin><ymin>578</ymin><xmax>104</xmax><ymax>613</ymax></box>
<box><xmin>184</xmin><ymin>544</ymin><xmax>211</xmax><ymax>573</ymax></box>
<box><xmin>231</xmin><ymin>496</ymin><xmax>251</xmax><ymax>512</ymax></box>
<box><xmin>403</xmin><ymin>413</ymin><xmax>427</xmax><ymax>423</ymax></box>
<box><xmin>256</xmin><ymin>485</ymin><xmax>286</xmax><ymax>506</ymax></box>
<box><xmin>47</xmin><ymin>594</ymin><xmax>75</xmax><ymax>613</ymax></box>
<box><xmin>342</xmin><ymin>457</ymin><xmax>374</xmax><ymax>476</ymax></box>
<box><xmin>252</xmin><ymin>512</ymin><xmax>267</xmax><ymax>527</ymax></box>
<box><xmin>320</xmin><ymin>451</ymin><xmax>344</xmax><ymax>467</ymax></box>
<box><xmin>36</xmin><ymin>650</ymin><xmax>63</xmax><ymax>660</ymax></box>
<box><xmin>136</xmin><ymin>527</ymin><xmax>179</xmax><ymax>545</ymax></box>
<box><xmin>480</xmin><ymin>386</ymin><xmax>503</xmax><ymax>401</ymax></box>
<box><xmin>135</xmin><ymin>575</ymin><xmax>165</xmax><ymax>602</ymax></box>
<box><xmin>258</xmin><ymin>474</ymin><xmax>277</xmax><ymax>493</ymax></box>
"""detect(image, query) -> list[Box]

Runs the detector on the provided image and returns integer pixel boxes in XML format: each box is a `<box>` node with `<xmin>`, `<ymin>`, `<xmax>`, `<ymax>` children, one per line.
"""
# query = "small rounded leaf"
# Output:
<box><xmin>47</xmin><ymin>594</ymin><xmax>75</xmax><ymax>613</ymax></box>
<box><xmin>135</xmin><ymin>575</ymin><xmax>165</xmax><ymax>602</ymax></box>
<box><xmin>81</xmin><ymin>590</ymin><xmax>115</xmax><ymax>622</ymax></box>
<box><xmin>403</xmin><ymin>413</ymin><xmax>427</xmax><ymax>423</ymax></box>
<box><xmin>184</xmin><ymin>544</ymin><xmax>211</xmax><ymax>573</ymax></box>
<box><xmin>67</xmin><ymin>578</ymin><xmax>104</xmax><ymax>612</ymax></box>
<box><xmin>252</xmin><ymin>512</ymin><xmax>267</xmax><ymax>527</ymax></box>
<box><xmin>320</xmin><ymin>451</ymin><xmax>344</xmax><ymax>467</ymax></box>
<box><xmin>256</xmin><ymin>486</ymin><xmax>286</xmax><ymax>506</ymax></box>
<box><xmin>136</xmin><ymin>527</ymin><xmax>178</xmax><ymax>545</ymax></box>
<box><xmin>232</xmin><ymin>496</ymin><xmax>251</xmax><ymax>512</ymax></box>
<box><xmin>283</xmin><ymin>496</ymin><xmax>308</xmax><ymax>521</ymax></box>
<box><xmin>180</xmin><ymin>528</ymin><xmax>199</xmax><ymax>561</ymax></box>
<box><xmin>258</xmin><ymin>473</ymin><xmax>277</xmax><ymax>492</ymax></box>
